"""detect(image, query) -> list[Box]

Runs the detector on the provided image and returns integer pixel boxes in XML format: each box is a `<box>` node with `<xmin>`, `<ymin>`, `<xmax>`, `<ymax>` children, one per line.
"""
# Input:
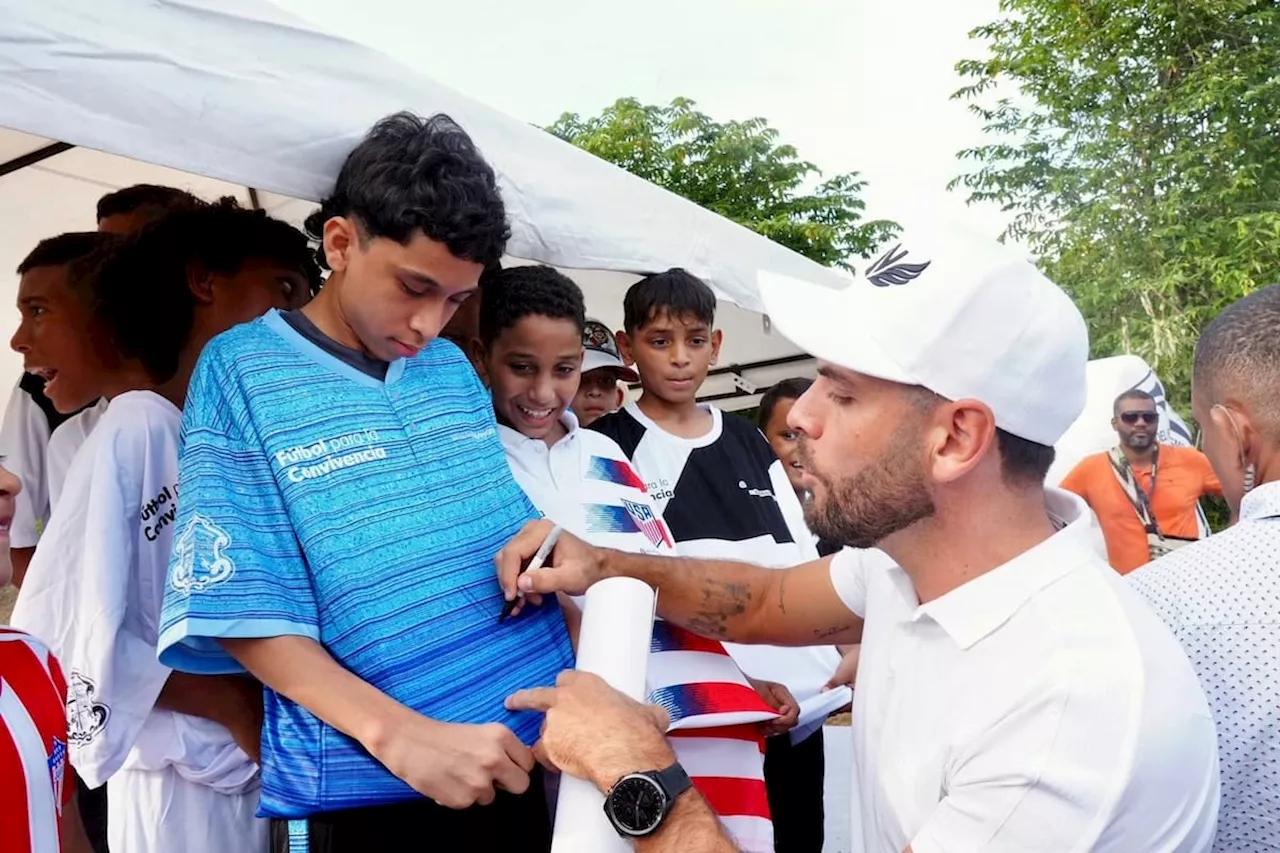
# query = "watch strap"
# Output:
<box><xmin>653</xmin><ymin>762</ymin><xmax>692</xmax><ymax>803</ymax></box>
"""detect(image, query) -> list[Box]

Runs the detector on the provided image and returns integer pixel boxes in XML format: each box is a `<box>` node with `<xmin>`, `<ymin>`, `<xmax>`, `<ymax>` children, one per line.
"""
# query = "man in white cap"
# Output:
<box><xmin>499</xmin><ymin>223</ymin><xmax>1220</xmax><ymax>852</ymax></box>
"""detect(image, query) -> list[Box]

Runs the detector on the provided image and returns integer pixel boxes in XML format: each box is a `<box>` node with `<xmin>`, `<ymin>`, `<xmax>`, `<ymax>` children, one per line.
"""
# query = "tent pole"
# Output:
<box><xmin>0</xmin><ymin>141</ymin><xmax>74</xmax><ymax>178</ymax></box>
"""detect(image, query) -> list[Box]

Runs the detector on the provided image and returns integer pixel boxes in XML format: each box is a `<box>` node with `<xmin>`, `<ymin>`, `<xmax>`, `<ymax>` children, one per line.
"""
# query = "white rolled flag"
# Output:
<box><xmin>550</xmin><ymin>577</ymin><xmax>656</xmax><ymax>853</ymax></box>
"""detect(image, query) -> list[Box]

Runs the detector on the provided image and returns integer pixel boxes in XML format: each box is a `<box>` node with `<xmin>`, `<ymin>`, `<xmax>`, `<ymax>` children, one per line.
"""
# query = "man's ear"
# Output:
<box><xmin>322</xmin><ymin>216</ymin><xmax>357</xmax><ymax>274</ymax></box>
<box><xmin>615</xmin><ymin>386</ymin><xmax>626</xmax><ymax>408</ymax></box>
<box><xmin>615</xmin><ymin>330</ymin><xmax>636</xmax><ymax>366</ymax></box>
<box><xmin>186</xmin><ymin>261</ymin><xmax>216</xmax><ymax>305</ymax></box>
<box><xmin>929</xmin><ymin>398</ymin><xmax>999</xmax><ymax>486</ymax></box>
<box><xmin>709</xmin><ymin>328</ymin><xmax>724</xmax><ymax>367</ymax></box>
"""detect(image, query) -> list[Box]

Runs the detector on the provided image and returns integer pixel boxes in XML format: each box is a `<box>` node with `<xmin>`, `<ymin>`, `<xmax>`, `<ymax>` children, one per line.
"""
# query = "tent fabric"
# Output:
<box><xmin>0</xmin><ymin>0</ymin><xmax>839</xmax><ymax>404</ymax></box>
<box><xmin>0</xmin><ymin>0</ymin><xmax>846</xmax><ymax>310</ymax></box>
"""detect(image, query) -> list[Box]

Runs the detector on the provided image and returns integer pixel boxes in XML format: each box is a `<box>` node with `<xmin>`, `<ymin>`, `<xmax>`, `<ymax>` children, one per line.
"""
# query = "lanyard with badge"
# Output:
<box><xmin>1107</xmin><ymin>445</ymin><xmax>1196</xmax><ymax>559</ymax></box>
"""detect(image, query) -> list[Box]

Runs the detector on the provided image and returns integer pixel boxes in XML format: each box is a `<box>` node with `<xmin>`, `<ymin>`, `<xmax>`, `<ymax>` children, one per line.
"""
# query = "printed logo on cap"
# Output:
<box><xmin>865</xmin><ymin>244</ymin><xmax>932</xmax><ymax>287</ymax></box>
<box><xmin>583</xmin><ymin>320</ymin><xmax>620</xmax><ymax>356</ymax></box>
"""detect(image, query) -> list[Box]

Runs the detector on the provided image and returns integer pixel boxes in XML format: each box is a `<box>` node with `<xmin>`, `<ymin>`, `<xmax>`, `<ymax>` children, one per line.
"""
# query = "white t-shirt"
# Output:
<box><xmin>11</xmin><ymin>391</ymin><xmax>257</xmax><ymax>794</ymax></box>
<box><xmin>47</xmin><ymin>398</ymin><xmax>108</xmax><ymax>512</ymax></box>
<box><xmin>0</xmin><ymin>379</ymin><xmax>52</xmax><ymax>548</ymax></box>
<box><xmin>591</xmin><ymin>403</ymin><xmax>848</xmax><ymax>735</ymax></box>
<box><xmin>829</xmin><ymin>489</ymin><xmax>1220</xmax><ymax>853</ymax></box>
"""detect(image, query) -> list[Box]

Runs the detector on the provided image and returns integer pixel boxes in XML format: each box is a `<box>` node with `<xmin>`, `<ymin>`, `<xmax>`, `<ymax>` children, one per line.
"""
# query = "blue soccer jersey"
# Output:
<box><xmin>157</xmin><ymin>310</ymin><xmax>574</xmax><ymax>818</ymax></box>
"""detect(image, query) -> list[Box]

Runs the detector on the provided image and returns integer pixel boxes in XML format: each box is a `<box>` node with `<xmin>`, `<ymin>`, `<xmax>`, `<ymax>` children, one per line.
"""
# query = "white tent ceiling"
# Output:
<box><xmin>0</xmin><ymin>0</ymin><xmax>844</xmax><ymax>409</ymax></box>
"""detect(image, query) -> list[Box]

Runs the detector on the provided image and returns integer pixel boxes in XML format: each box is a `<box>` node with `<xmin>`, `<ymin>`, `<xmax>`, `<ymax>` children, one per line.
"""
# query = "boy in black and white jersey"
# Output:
<box><xmin>589</xmin><ymin>269</ymin><xmax>846</xmax><ymax>853</ymax></box>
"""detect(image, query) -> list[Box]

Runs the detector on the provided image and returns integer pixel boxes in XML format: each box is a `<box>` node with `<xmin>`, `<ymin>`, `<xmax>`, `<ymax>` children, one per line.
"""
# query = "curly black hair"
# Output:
<box><xmin>478</xmin><ymin>264</ymin><xmax>585</xmax><ymax>346</ymax></box>
<box><xmin>96</xmin><ymin>184</ymin><xmax>205</xmax><ymax>224</ymax></box>
<box><xmin>304</xmin><ymin>112</ymin><xmax>510</xmax><ymax>270</ymax></box>
<box><xmin>622</xmin><ymin>268</ymin><xmax>716</xmax><ymax>333</ymax></box>
<box><xmin>94</xmin><ymin>198</ymin><xmax>320</xmax><ymax>383</ymax></box>
<box><xmin>758</xmin><ymin>377</ymin><xmax>814</xmax><ymax>429</ymax></box>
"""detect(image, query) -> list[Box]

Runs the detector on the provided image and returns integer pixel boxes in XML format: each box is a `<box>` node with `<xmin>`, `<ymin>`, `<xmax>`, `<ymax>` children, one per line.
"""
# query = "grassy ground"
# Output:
<box><xmin>1</xmin><ymin>585</ymin><xmax>15</xmax><ymax>622</ymax></box>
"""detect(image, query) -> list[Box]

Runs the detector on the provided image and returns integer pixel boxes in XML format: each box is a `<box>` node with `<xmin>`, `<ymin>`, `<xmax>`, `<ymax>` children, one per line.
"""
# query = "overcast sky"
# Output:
<box><xmin>273</xmin><ymin>0</ymin><xmax>1015</xmax><ymax>247</ymax></box>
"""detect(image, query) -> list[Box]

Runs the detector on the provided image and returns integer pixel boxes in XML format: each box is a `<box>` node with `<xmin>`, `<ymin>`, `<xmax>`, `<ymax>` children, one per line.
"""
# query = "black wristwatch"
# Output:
<box><xmin>602</xmin><ymin>762</ymin><xmax>693</xmax><ymax>838</ymax></box>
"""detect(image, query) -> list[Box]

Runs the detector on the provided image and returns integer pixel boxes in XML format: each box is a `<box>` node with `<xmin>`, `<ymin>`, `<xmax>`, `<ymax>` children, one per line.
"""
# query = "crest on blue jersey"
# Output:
<box><xmin>171</xmin><ymin>514</ymin><xmax>236</xmax><ymax>595</ymax></box>
<box><xmin>622</xmin><ymin>499</ymin><xmax>673</xmax><ymax>549</ymax></box>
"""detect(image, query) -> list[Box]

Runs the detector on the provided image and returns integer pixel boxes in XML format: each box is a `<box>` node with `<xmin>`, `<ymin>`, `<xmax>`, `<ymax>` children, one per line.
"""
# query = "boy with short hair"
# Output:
<box><xmin>571</xmin><ymin>319</ymin><xmax>633</xmax><ymax>426</ymax></box>
<box><xmin>2</xmin><ymin>234</ymin><xmax>123</xmax><ymax>591</ymax></box>
<box><xmin>11</xmin><ymin>200</ymin><xmax>316</xmax><ymax>853</ymax></box>
<box><xmin>479</xmin><ymin>265</ymin><xmax>787</xmax><ymax>853</ymax></box>
<box><xmin>1</xmin><ymin>184</ymin><xmax>205</xmax><ymax>592</ymax></box>
<box><xmin>155</xmin><ymin>113</ymin><xmax>573</xmax><ymax>853</ymax></box>
<box><xmin>591</xmin><ymin>268</ymin><xmax>844</xmax><ymax>853</ymax></box>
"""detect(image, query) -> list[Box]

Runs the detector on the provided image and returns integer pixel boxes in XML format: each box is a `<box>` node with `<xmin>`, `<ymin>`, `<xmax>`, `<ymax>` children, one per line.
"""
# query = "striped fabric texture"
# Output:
<box><xmin>158</xmin><ymin>312</ymin><xmax>574</xmax><ymax>818</ymax></box>
<box><xmin>1</xmin><ymin>628</ymin><xmax>73</xmax><ymax>853</ymax></box>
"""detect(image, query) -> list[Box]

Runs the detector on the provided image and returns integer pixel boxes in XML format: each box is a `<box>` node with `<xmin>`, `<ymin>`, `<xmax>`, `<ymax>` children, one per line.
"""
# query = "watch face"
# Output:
<box><xmin>606</xmin><ymin>775</ymin><xmax>668</xmax><ymax>836</ymax></box>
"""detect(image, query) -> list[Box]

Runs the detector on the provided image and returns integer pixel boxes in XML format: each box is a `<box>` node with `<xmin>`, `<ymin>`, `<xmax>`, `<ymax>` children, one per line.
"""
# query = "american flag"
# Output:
<box><xmin>48</xmin><ymin>737</ymin><xmax>66</xmax><ymax>810</ymax></box>
<box><xmin>623</xmin><ymin>499</ymin><xmax>673</xmax><ymax>549</ymax></box>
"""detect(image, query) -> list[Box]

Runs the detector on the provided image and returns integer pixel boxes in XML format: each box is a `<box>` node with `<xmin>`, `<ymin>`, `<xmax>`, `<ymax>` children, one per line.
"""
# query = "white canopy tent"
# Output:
<box><xmin>0</xmin><ymin>0</ymin><xmax>844</xmax><ymax>408</ymax></box>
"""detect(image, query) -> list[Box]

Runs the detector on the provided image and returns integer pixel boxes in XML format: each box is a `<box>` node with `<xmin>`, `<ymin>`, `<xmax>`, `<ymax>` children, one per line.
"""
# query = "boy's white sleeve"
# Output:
<box><xmin>0</xmin><ymin>379</ymin><xmax>51</xmax><ymax>547</ymax></box>
<box><xmin>55</xmin><ymin>423</ymin><xmax>172</xmax><ymax>789</ymax></box>
<box><xmin>769</xmin><ymin>458</ymin><xmax>819</xmax><ymax>561</ymax></box>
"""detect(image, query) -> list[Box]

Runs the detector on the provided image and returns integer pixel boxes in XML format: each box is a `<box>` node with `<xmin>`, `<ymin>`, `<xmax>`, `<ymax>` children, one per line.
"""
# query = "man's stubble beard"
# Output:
<box><xmin>801</xmin><ymin>427</ymin><xmax>936</xmax><ymax>550</ymax></box>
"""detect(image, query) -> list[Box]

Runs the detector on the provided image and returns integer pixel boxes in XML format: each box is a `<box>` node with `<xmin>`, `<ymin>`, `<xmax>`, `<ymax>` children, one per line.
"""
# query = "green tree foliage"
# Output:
<box><xmin>547</xmin><ymin>97</ymin><xmax>897</xmax><ymax>270</ymax></box>
<box><xmin>951</xmin><ymin>0</ymin><xmax>1280</xmax><ymax>408</ymax></box>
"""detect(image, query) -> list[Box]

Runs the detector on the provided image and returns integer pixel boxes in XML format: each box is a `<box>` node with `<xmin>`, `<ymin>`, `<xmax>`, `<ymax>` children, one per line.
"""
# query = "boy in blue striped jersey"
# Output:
<box><xmin>157</xmin><ymin>114</ymin><xmax>574</xmax><ymax>853</ymax></box>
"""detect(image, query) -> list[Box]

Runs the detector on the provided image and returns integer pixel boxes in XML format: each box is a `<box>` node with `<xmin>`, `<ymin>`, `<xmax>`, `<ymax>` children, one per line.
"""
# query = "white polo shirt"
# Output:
<box><xmin>830</xmin><ymin>488</ymin><xmax>1219</xmax><ymax>853</ymax></box>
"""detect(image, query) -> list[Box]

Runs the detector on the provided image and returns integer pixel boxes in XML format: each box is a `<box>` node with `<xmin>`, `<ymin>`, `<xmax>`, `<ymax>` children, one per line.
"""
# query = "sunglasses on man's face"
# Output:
<box><xmin>1119</xmin><ymin>412</ymin><xmax>1159</xmax><ymax>425</ymax></box>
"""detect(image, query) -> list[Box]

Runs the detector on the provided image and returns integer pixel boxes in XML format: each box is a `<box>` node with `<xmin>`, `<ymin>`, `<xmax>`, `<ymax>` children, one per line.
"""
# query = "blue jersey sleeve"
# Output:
<box><xmin>158</xmin><ymin>347</ymin><xmax>319</xmax><ymax>674</ymax></box>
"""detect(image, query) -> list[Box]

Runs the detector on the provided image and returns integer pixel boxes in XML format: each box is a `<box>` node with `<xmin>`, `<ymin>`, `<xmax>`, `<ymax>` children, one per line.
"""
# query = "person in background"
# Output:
<box><xmin>154</xmin><ymin>113</ymin><xmax>573</xmax><ymax>853</ymax></box>
<box><xmin>572</xmin><ymin>319</ymin><xmax>634</xmax><ymax>427</ymax></box>
<box><xmin>11</xmin><ymin>201</ymin><xmax>316</xmax><ymax>853</ymax></box>
<box><xmin>1</xmin><ymin>462</ymin><xmax>93</xmax><ymax>853</ymax></box>
<box><xmin>1060</xmin><ymin>389</ymin><xmax>1222</xmax><ymax>573</ymax></box>
<box><xmin>501</xmin><ymin>223</ymin><xmax>1220</xmax><ymax>852</ymax></box>
<box><xmin>94</xmin><ymin>184</ymin><xmax>205</xmax><ymax>237</ymax></box>
<box><xmin>2</xmin><ymin>230</ymin><xmax>113</xmax><ymax>592</ymax></box>
<box><xmin>590</xmin><ymin>269</ymin><xmax>841</xmax><ymax>853</ymax></box>
<box><xmin>479</xmin><ymin>264</ymin><xmax>791</xmax><ymax>852</ymax></box>
<box><xmin>758</xmin><ymin>378</ymin><xmax>840</xmax><ymax>559</ymax></box>
<box><xmin>758</xmin><ymin>379</ymin><xmax>860</xmax><ymax>696</ymax></box>
<box><xmin>0</xmin><ymin>184</ymin><xmax>202</xmax><ymax>592</ymax></box>
<box><xmin>1129</xmin><ymin>283</ymin><xmax>1280</xmax><ymax>852</ymax></box>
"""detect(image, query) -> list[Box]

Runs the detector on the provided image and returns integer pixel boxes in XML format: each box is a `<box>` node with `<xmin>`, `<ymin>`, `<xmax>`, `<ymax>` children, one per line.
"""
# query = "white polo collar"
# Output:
<box><xmin>912</xmin><ymin>488</ymin><xmax>1097</xmax><ymax>650</ymax></box>
<box><xmin>497</xmin><ymin>410</ymin><xmax>580</xmax><ymax>455</ymax></box>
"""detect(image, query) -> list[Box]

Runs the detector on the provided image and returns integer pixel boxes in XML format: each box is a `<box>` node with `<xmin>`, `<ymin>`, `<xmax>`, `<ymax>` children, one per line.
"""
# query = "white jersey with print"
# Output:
<box><xmin>10</xmin><ymin>391</ymin><xmax>265</xmax><ymax>853</ymax></box>
<box><xmin>590</xmin><ymin>402</ymin><xmax>848</xmax><ymax>735</ymax></box>
<box><xmin>0</xmin><ymin>379</ymin><xmax>52</xmax><ymax>548</ymax></box>
<box><xmin>501</xmin><ymin>413</ymin><xmax>777</xmax><ymax>851</ymax></box>
<box><xmin>46</xmin><ymin>399</ymin><xmax>108</xmax><ymax>513</ymax></box>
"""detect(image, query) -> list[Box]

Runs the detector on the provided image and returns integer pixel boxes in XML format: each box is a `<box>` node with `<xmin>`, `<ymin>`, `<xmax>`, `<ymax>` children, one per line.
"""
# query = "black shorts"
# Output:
<box><xmin>270</xmin><ymin>768</ymin><xmax>552</xmax><ymax>853</ymax></box>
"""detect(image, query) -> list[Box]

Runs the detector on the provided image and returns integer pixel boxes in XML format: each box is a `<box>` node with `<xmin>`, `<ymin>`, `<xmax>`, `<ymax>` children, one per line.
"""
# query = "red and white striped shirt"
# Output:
<box><xmin>1</xmin><ymin>627</ymin><xmax>74</xmax><ymax>853</ymax></box>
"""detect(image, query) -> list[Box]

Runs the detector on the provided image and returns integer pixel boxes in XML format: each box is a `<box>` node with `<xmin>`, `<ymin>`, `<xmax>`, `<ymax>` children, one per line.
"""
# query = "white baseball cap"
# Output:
<box><xmin>582</xmin><ymin>319</ymin><xmax>639</xmax><ymax>382</ymax></box>
<box><xmin>758</xmin><ymin>221</ymin><xmax>1088</xmax><ymax>446</ymax></box>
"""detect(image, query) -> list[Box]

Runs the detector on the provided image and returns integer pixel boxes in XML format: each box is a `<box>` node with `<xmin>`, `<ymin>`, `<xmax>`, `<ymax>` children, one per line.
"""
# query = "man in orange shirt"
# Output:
<box><xmin>1061</xmin><ymin>389</ymin><xmax>1222</xmax><ymax>573</ymax></box>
